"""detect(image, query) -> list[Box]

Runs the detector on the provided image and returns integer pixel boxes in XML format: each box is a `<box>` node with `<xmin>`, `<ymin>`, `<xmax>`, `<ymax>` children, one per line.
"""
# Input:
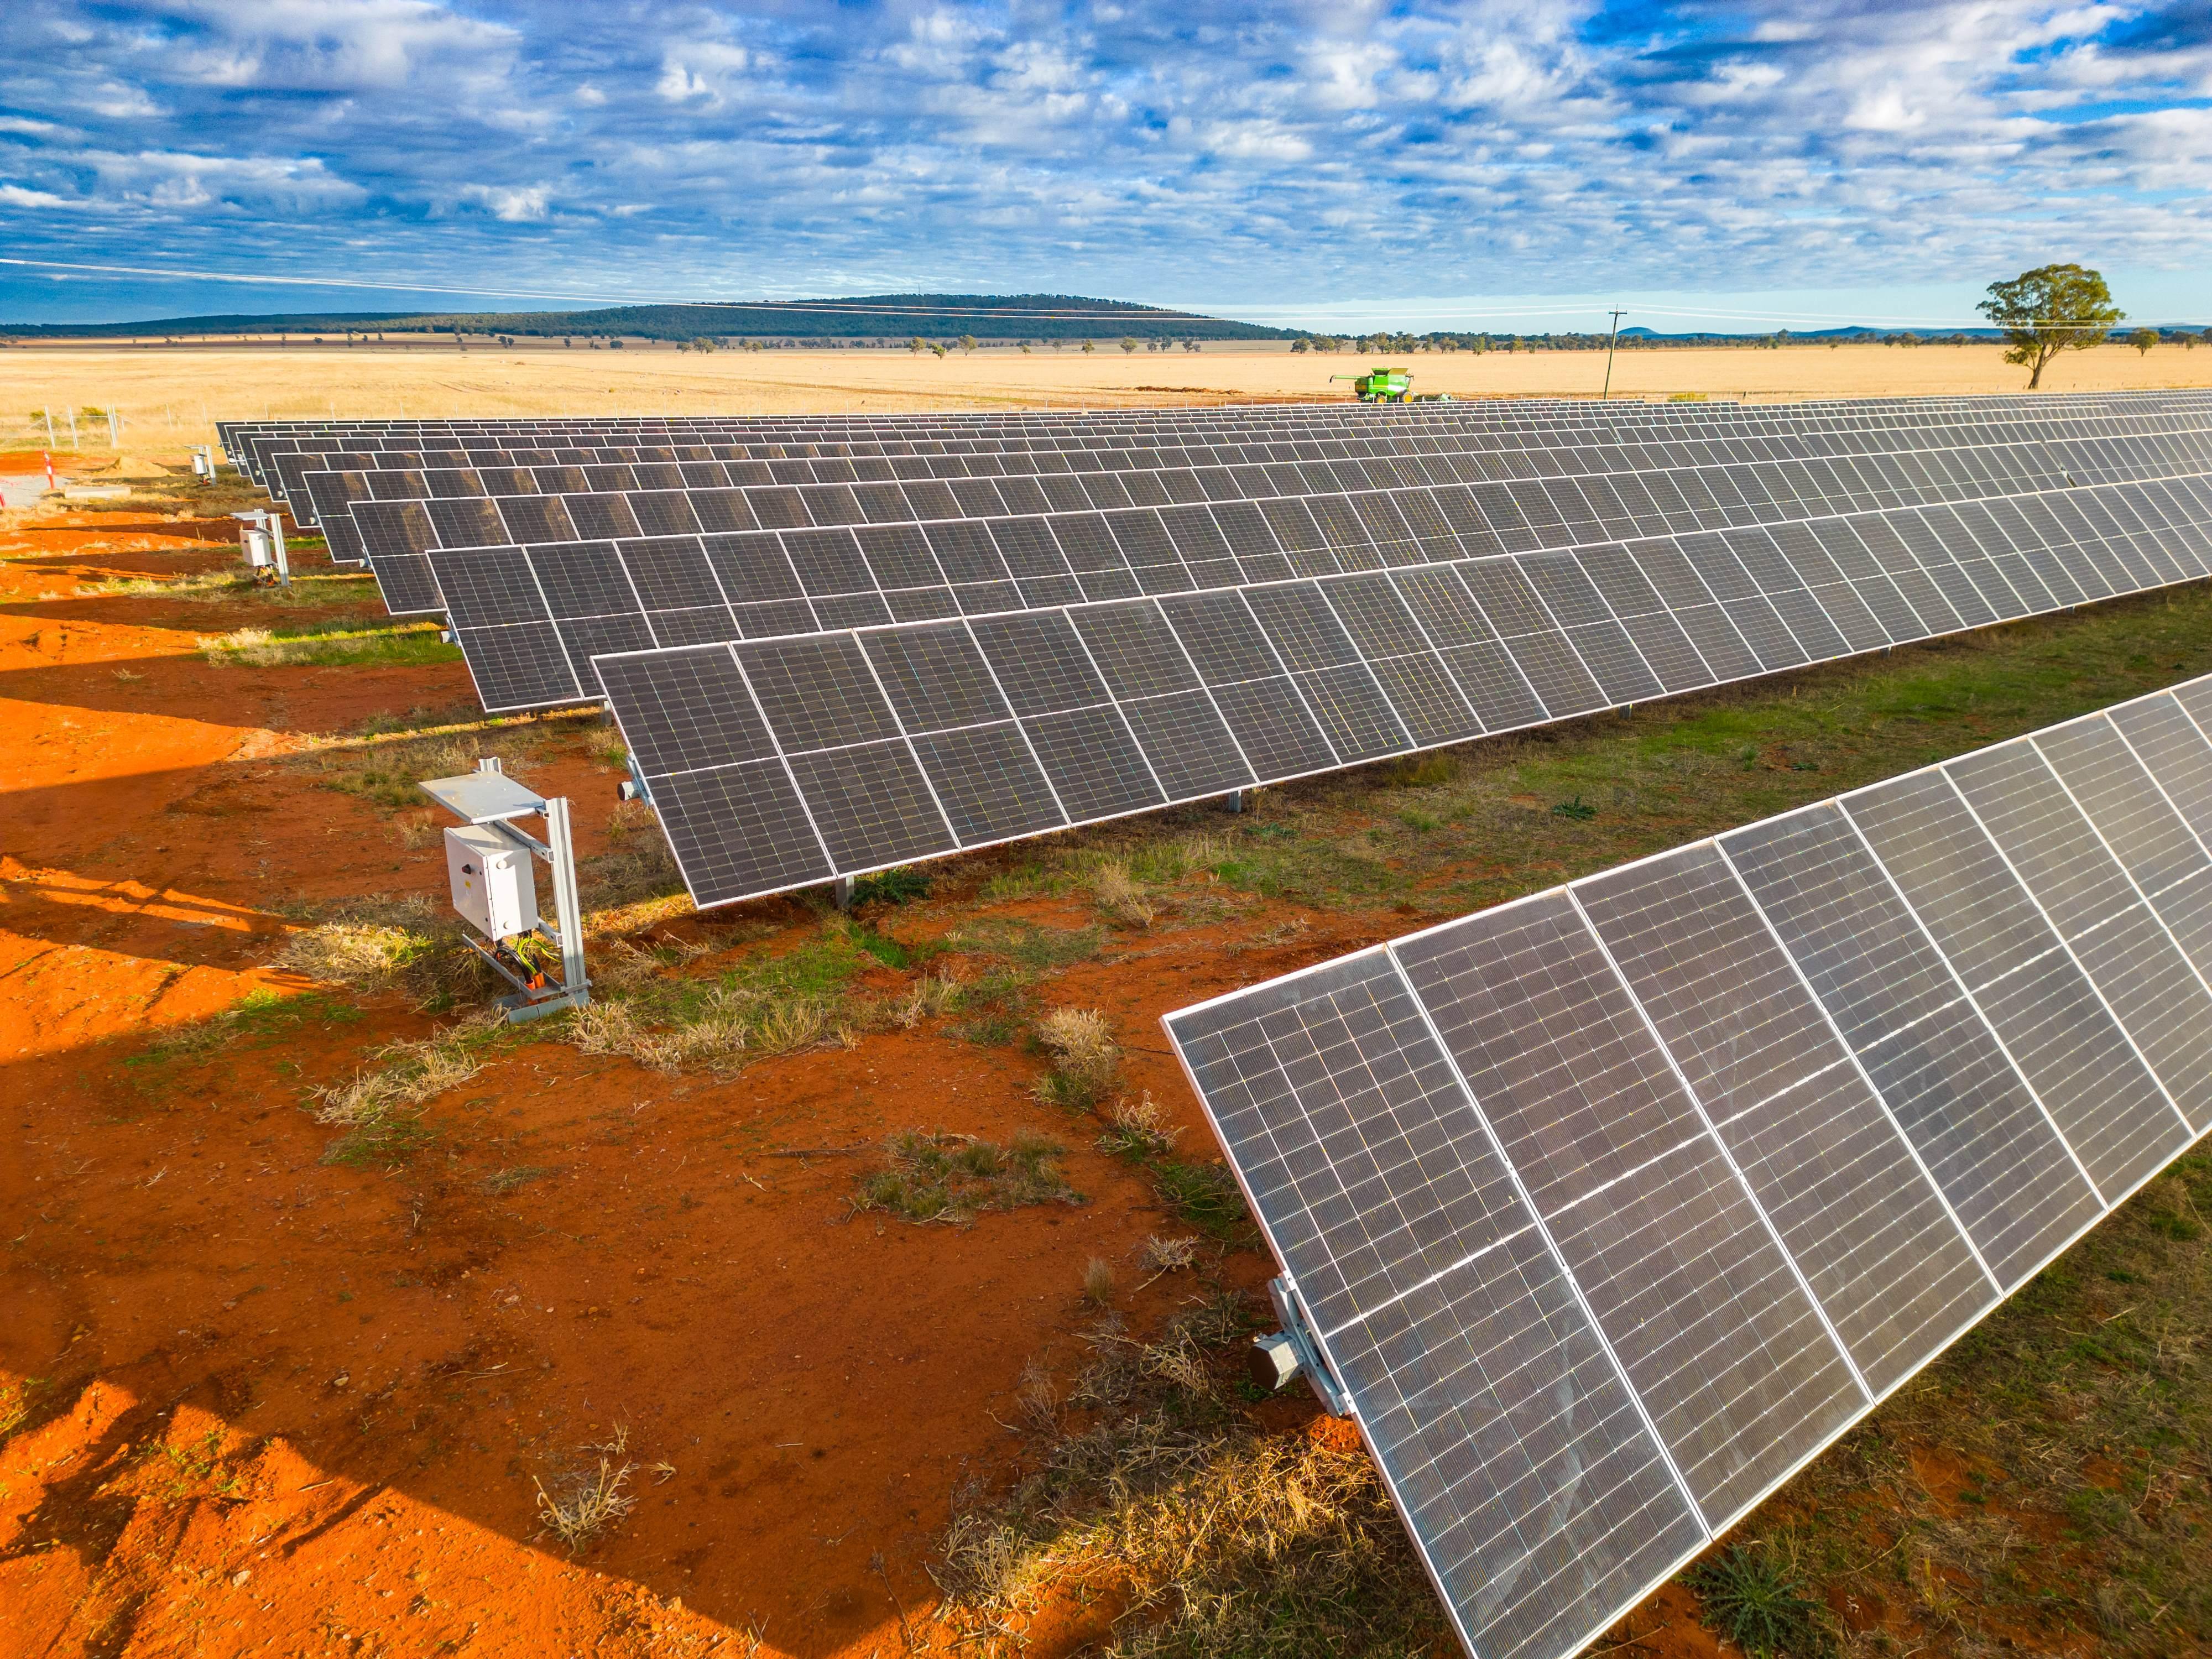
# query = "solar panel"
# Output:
<box><xmin>1160</xmin><ymin>671</ymin><xmax>2212</xmax><ymax>1659</ymax></box>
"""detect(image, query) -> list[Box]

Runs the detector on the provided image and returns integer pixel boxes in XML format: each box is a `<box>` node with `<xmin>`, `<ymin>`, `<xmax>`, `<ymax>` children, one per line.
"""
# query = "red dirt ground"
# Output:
<box><xmin>0</xmin><ymin>491</ymin><xmax>1770</xmax><ymax>1659</ymax></box>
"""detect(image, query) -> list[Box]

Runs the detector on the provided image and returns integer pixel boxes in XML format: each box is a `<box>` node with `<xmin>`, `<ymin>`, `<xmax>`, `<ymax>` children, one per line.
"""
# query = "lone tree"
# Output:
<box><xmin>2129</xmin><ymin>327</ymin><xmax>2160</xmax><ymax>356</ymax></box>
<box><xmin>1977</xmin><ymin>263</ymin><xmax>2122</xmax><ymax>388</ymax></box>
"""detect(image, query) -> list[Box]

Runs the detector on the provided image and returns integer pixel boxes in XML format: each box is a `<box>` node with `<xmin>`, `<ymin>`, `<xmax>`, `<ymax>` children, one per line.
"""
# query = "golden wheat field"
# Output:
<box><xmin>6</xmin><ymin>337</ymin><xmax>2212</xmax><ymax>452</ymax></box>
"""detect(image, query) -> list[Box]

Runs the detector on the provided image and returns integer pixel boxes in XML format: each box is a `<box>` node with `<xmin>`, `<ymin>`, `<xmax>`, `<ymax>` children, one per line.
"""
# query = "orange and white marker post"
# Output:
<box><xmin>43</xmin><ymin>452</ymin><xmax>55</xmax><ymax>492</ymax></box>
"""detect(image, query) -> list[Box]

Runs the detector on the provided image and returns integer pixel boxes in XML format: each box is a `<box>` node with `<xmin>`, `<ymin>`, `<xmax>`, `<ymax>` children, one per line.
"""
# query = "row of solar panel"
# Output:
<box><xmin>220</xmin><ymin>391</ymin><xmax>2212</xmax><ymax>451</ymax></box>
<box><xmin>431</xmin><ymin>472</ymin><xmax>2212</xmax><ymax>711</ymax></box>
<box><xmin>272</xmin><ymin>411</ymin><xmax>2204</xmax><ymax>521</ymax></box>
<box><xmin>593</xmin><ymin>474</ymin><xmax>2212</xmax><ymax>906</ymax></box>
<box><xmin>299</xmin><ymin>417</ymin><xmax>2212</xmax><ymax>542</ymax></box>
<box><xmin>240</xmin><ymin>397</ymin><xmax>2212</xmax><ymax>499</ymax></box>
<box><xmin>228</xmin><ymin>394</ymin><xmax>2212</xmax><ymax>493</ymax></box>
<box><xmin>1161</xmin><ymin>672</ymin><xmax>2212</xmax><ymax>1659</ymax></box>
<box><xmin>326</xmin><ymin>422</ymin><xmax>2212</xmax><ymax>622</ymax></box>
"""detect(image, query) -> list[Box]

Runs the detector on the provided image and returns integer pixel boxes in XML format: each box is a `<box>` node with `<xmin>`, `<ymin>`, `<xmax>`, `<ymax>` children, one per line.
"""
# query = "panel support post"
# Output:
<box><xmin>545</xmin><ymin>795</ymin><xmax>588</xmax><ymax>1014</ymax></box>
<box><xmin>1223</xmin><ymin>789</ymin><xmax>1245</xmax><ymax>815</ymax></box>
<box><xmin>833</xmin><ymin>875</ymin><xmax>855</xmax><ymax>912</ymax></box>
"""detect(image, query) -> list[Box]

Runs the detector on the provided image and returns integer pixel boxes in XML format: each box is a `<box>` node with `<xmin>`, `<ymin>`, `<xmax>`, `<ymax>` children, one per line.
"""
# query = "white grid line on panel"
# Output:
<box><xmin>1931</xmin><ymin>760</ymin><xmax>2197</xmax><ymax>1143</ymax></box>
<box><xmin>1826</xmin><ymin>798</ymin><xmax>2109</xmax><ymax>1208</ymax></box>
<box><xmin>1561</xmin><ymin>886</ymin><xmax>1874</xmax><ymax>1405</ymax></box>
<box><xmin>1380</xmin><ymin>937</ymin><xmax>1715</xmax><ymax>1546</ymax></box>
<box><xmin>2023</xmin><ymin>728</ymin><xmax>2212</xmax><ymax>1059</ymax></box>
<box><xmin>1706</xmin><ymin>836</ymin><xmax>2005</xmax><ymax>1295</ymax></box>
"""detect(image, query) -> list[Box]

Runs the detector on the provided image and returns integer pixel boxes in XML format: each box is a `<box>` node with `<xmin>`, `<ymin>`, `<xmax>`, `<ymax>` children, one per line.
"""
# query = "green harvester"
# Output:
<box><xmin>1333</xmin><ymin>367</ymin><xmax>1413</xmax><ymax>402</ymax></box>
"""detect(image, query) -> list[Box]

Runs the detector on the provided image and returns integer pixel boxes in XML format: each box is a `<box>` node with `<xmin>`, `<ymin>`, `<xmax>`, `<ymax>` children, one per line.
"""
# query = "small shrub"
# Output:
<box><xmin>1141</xmin><ymin>1234</ymin><xmax>1201</xmax><ymax>1275</ymax></box>
<box><xmin>1688</xmin><ymin>1540</ymin><xmax>1832</xmax><ymax>1658</ymax></box>
<box><xmin>851</xmin><ymin>867</ymin><xmax>932</xmax><ymax>906</ymax></box>
<box><xmin>1550</xmin><ymin>794</ymin><xmax>1597</xmax><ymax>821</ymax></box>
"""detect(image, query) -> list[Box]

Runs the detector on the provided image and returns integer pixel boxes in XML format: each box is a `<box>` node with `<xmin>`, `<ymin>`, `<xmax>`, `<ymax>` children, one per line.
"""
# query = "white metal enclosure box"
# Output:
<box><xmin>444</xmin><ymin>825</ymin><xmax>538</xmax><ymax>941</ymax></box>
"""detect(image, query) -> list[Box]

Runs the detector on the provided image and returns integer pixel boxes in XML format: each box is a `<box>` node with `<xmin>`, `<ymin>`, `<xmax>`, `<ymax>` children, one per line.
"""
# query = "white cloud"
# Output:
<box><xmin>460</xmin><ymin>182</ymin><xmax>551</xmax><ymax>221</ymax></box>
<box><xmin>656</xmin><ymin>41</ymin><xmax>753</xmax><ymax>107</ymax></box>
<box><xmin>0</xmin><ymin>182</ymin><xmax>79</xmax><ymax>207</ymax></box>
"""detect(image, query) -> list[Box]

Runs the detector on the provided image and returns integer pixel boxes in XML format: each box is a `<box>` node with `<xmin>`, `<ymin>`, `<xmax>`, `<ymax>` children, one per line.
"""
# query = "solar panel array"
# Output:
<box><xmin>1161</xmin><ymin>672</ymin><xmax>2212</xmax><ymax>1659</ymax></box>
<box><xmin>591</xmin><ymin>456</ymin><xmax>2212</xmax><ymax>907</ymax></box>
<box><xmin>426</xmin><ymin>430</ymin><xmax>2212</xmax><ymax>712</ymax></box>
<box><xmin>321</xmin><ymin>399</ymin><xmax>2212</xmax><ymax>633</ymax></box>
<box><xmin>228</xmin><ymin>397</ymin><xmax>2212</xmax><ymax>686</ymax></box>
<box><xmin>219</xmin><ymin>396</ymin><xmax>2212</xmax><ymax>906</ymax></box>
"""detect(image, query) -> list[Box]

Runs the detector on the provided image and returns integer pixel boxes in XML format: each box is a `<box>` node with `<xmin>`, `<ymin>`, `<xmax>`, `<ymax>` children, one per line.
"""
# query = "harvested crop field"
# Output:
<box><xmin>5</xmin><ymin>434</ymin><xmax>2212</xmax><ymax>1659</ymax></box>
<box><xmin>8</xmin><ymin>337</ymin><xmax>2212</xmax><ymax>449</ymax></box>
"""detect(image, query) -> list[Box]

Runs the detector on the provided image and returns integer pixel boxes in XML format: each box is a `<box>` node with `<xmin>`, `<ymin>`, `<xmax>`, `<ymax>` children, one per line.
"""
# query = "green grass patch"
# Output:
<box><xmin>941</xmin><ymin>917</ymin><xmax>1106</xmax><ymax>972</ymax></box>
<box><xmin>569</xmin><ymin>922</ymin><xmax>926</xmax><ymax>1072</ymax></box>
<box><xmin>130</xmin><ymin>988</ymin><xmax>362</xmax><ymax>1070</ymax></box>
<box><xmin>944</xmin><ymin>968</ymin><xmax>1035</xmax><ymax>1046</ymax></box>
<box><xmin>854</xmin><ymin>1130</ymin><xmax>1082</xmax><ymax>1224</ymax></box>
<box><xmin>94</xmin><ymin>567</ymin><xmax>378</xmax><ymax>607</ymax></box>
<box><xmin>310</xmin><ymin>729</ymin><xmax>540</xmax><ymax>811</ymax></box>
<box><xmin>200</xmin><ymin>620</ymin><xmax>460</xmax><ymax>667</ymax></box>
<box><xmin>1147</xmin><ymin>1156</ymin><xmax>1251</xmax><ymax>1239</ymax></box>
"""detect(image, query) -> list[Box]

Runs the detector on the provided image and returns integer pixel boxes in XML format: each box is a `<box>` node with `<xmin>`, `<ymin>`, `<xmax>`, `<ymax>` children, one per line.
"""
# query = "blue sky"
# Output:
<box><xmin>3</xmin><ymin>1</ymin><xmax>2209</xmax><ymax>330</ymax></box>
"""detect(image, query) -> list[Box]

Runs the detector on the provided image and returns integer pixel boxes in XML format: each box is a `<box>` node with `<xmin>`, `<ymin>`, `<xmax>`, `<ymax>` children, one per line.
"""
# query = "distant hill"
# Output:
<box><xmin>4</xmin><ymin>301</ymin><xmax>2198</xmax><ymax>347</ymax></box>
<box><xmin>0</xmin><ymin>294</ymin><xmax>1297</xmax><ymax>343</ymax></box>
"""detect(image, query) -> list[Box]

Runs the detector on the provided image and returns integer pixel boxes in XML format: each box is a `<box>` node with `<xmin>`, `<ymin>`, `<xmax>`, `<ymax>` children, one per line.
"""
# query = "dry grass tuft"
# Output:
<box><xmin>568</xmin><ymin>982</ymin><xmax>835</xmax><ymax>1073</ymax></box>
<box><xmin>1083</xmin><ymin>1257</ymin><xmax>1117</xmax><ymax>1307</ymax></box>
<box><xmin>1097</xmin><ymin>1092</ymin><xmax>1182</xmax><ymax>1159</ymax></box>
<box><xmin>893</xmin><ymin>970</ymin><xmax>967</xmax><ymax>1029</ymax></box>
<box><xmin>1034</xmin><ymin>1007</ymin><xmax>1120</xmax><ymax>1110</ymax></box>
<box><xmin>534</xmin><ymin>1426</ymin><xmax>639</xmax><ymax>1554</ymax></box>
<box><xmin>1140</xmin><ymin>1234</ymin><xmax>1202</xmax><ymax>1276</ymax></box>
<box><xmin>309</xmin><ymin>1013</ymin><xmax>500</xmax><ymax>1164</ymax></box>
<box><xmin>933</xmin><ymin>1296</ymin><xmax>1438</xmax><ymax>1655</ymax></box>
<box><xmin>584</xmin><ymin>723</ymin><xmax>631</xmax><ymax>769</ymax></box>
<box><xmin>590</xmin><ymin>934</ymin><xmax>716</xmax><ymax>991</ymax></box>
<box><xmin>275</xmin><ymin>901</ymin><xmax>484</xmax><ymax>1001</ymax></box>
<box><xmin>1092</xmin><ymin>860</ymin><xmax>1158</xmax><ymax>928</ymax></box>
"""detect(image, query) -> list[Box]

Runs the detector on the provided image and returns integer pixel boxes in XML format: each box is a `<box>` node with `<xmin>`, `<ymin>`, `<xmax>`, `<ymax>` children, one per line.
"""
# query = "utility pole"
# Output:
<box><xmin>1601</xmin><ymin>309</ymin><xmax>1627</xmax><ymax>400</ymax></box>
